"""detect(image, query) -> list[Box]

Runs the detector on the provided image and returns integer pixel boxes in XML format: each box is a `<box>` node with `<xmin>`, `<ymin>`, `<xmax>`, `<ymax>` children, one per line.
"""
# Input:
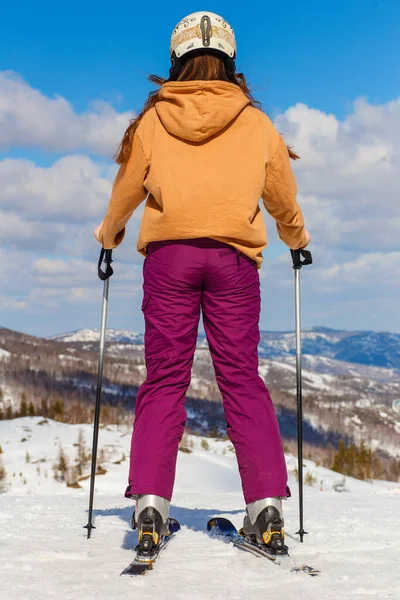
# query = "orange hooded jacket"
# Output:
<box><xmin>100</xmin><ymin>80</ymin><xmax>307</xmax><ymax>269</ymax></box>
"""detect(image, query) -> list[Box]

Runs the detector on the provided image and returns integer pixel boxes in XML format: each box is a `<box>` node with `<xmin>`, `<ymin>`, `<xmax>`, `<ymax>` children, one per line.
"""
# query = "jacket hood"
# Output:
<box><xmin>155</xmin><ymin>81</ymin><xmax>250</xmax><ymax>142</ymax></box>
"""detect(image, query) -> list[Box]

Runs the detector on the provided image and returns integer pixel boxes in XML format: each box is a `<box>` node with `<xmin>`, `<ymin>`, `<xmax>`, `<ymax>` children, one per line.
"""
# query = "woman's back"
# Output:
<box><xmin>100</xmin><ymin>52</ymin><xmax>308</xmax><ymax>267</ymax></box>
<box><xmin>135</xmin><ymin>80</ymin><xmax>292</xmax><ymax>266</ymax></box>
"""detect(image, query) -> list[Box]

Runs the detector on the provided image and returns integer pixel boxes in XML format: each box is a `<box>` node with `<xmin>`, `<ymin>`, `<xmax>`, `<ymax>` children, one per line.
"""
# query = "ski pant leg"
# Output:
<box><xmin>201</xmin><ymin>246</ymin><xmax>288</xmax><ymax>504</ymax></box>
<box><xmin>125</xmin><ymin>241</ymin><xmax>202</xmax><ymax>501</ymax></box>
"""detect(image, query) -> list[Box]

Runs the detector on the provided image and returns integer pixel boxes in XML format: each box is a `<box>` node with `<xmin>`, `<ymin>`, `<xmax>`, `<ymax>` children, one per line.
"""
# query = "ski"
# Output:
<box><xmin>207</xmin><ymin>517</ymin><xmax>320</xmax><ymax>577</ymax></box>
<box><xmin>121</xmin><ymin>518</ymin><xmax>181</xmax><ymax>576</ymax></box>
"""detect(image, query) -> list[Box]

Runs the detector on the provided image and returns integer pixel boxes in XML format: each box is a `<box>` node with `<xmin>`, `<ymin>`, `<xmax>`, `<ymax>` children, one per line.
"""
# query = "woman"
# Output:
<box><xmin>95</xmin><ymin>11</ymin><xmax>310</xmax><ymax>555</ymax></box>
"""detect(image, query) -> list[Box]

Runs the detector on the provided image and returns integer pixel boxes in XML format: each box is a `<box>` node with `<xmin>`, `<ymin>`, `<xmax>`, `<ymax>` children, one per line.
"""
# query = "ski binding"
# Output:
<box><xmin>207</xmin><ymin>517</ymin><xmax>320</xmax><ymax>577</ymax></box>
<box><xmin>121</xmin><ymin>517</ymin><xmax>181</xmax><ymax>576</ymax></box>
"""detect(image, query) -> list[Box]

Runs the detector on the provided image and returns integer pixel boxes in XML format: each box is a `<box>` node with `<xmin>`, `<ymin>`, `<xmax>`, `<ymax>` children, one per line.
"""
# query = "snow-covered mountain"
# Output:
<box><xmin>51</xmin><ymin>326</ymin><xmax>400</xmax><ymax>369</ymax></box>
<box><xmin>258</xmin><ymin>327</ymin><xmax>400</xmax><ymax>369</ymax></box>
<box><xmin>0</xmin><ymin>417</ymin><xmax>399</xmax><ymax>600</ymax></box>
<box><xmin>50</xmin><ymin>329</ymin><xmax>144</xmax><ymax>345</ymax></box>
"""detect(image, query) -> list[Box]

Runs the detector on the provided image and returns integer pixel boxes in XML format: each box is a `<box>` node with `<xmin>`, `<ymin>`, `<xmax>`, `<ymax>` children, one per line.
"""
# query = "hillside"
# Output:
<box><xmin>1</xmin><ymin>326</ymin><xmax>400</xmax><ymax>471</ymax></box>
<box><xmin>0</xmin><ymin>417</ymin><xmax>399</xmax><ymax>600</ymax></box>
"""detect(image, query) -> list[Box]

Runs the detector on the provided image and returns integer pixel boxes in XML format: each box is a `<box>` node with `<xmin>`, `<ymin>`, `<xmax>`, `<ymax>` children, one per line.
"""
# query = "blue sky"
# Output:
<box><xmin>0</xmin><ymin>0</ymin><xmax>399</xmax><ymax>335</ymax></box>
<box><xmin>1</xmin><ymin>0</ymin><xmax>399</xmax><ymax>120</ymax></box>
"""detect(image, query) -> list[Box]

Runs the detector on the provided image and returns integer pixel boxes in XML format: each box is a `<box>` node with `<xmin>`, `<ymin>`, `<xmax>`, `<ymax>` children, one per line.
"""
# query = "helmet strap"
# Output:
<box><xmin>168</xmin><ymin>52</ymin><xmax>183</xmax><ymax>81</ymax></box>
<box><xmin>224</xmin><ymin>57</ymin><xmax>237</xmax><ymax>83</ymax></box>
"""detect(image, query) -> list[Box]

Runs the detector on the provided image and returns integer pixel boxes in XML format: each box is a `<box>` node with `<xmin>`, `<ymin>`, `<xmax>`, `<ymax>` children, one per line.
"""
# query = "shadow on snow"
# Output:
<box><xmin>92</xmin><ymin>504</ymin><xmax>244</xmax><ymax>551</ymax></box>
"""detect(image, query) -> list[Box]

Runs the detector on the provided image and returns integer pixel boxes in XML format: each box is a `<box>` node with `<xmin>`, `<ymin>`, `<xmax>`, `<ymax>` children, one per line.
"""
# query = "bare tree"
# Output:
<box><xmin>0</xmin><ymin>453</ymin><xmax>7</xmax><ymax>493</ymax></box>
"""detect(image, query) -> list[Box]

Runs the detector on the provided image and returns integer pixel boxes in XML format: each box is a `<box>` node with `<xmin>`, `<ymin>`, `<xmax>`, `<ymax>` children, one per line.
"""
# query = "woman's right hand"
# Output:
<box><xmin>94</xmin><ymin>222</ymin><xmax>104</xmax><ymax>244</ymax></box>
<box><xmin>301</xmin><ymin>229</ymin><xmax>311</xmax><ymax>249</ymax></box>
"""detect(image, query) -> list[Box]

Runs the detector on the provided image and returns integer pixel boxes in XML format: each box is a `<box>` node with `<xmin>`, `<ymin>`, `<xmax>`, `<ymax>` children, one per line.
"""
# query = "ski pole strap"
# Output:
<box><xmin>98</xmin><ymin>248</ymin><xmax>114</xmax><ymax>281</ymax></box>
<box><xmin>291</xmin><ymin>248</ymin><xmax>313</xmax><ymax>270</ymax></box>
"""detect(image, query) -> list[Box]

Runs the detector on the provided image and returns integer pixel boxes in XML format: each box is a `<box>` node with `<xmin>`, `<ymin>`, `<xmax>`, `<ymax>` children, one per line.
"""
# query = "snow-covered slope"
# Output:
<box><xmin>0</xmin><ymin>347</ymin><xmax>11</xmax><ymax>360</ymax></box>
<box><xmin>0</xmin><ymin>417</ymin><xmax>399</xmax><ymax>599</ymax></box>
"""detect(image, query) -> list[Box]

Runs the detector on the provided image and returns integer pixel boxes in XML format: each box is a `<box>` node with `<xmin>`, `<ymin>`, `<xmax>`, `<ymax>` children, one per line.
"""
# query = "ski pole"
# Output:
<box><xmin>290</xmin><ymin>248</ymin><xmax>312</xmax><ymax>543</ymax></box>
<box><xmin>84</xmin><ymin>248</ymin><xmax>114</xmax><ymax>539</ymax></box>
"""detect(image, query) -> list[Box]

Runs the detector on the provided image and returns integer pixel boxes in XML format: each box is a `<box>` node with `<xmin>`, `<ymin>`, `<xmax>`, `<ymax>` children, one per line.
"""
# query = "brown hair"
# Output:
<box><xmin>114</xmin><ymin>54</ymin><xmax>299</xmax><ymax>164</ymax></box>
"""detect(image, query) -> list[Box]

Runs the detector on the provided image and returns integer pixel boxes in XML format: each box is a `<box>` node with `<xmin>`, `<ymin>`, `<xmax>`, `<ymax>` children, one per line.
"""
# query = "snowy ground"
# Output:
<box><xmin>1</xmin><ymin>418</ymin><xmax>399</xmax><ymax>600</ymax></box>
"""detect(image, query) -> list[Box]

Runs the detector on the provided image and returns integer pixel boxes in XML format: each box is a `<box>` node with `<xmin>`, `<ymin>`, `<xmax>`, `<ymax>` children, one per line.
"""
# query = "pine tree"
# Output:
<box><xmin>51</xmin><ymin>399</ymin><xmax>65</xmax><ymax>421</ymax></box>
<box><xmin>101</xmin><ymin>405</ymin><xmax>110</xmax><ymax>424</ymax></box>
<box><xmin>331</xmin><ymin>439</ymin><xmax>381</xmax><ymax>481</ymax></box>
<box><xmin>41</xmin><ymin>398</ymin><xmax>48</xmax><ymax>417</ymax></box>
<box><xmin>357</xmin><ymin>439</ymin><xmax>381</xmax><ymax>480</ymax></box>
<box><xmin>28</xmin><ymin>402</ymin><xmax>36</xmax><ymax>417</ymax></box>
<box><xmin>20</xmin><ymin>394</ymin><xmax>28</xmax><ymax>417</ymax></box>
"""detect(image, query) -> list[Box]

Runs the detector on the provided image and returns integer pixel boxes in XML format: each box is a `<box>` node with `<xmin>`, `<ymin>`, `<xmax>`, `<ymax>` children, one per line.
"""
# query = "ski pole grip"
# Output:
<box><xmin>98</xmin><ymin>248</ymin><xmax>114</xmax><ymax>281</ymax></box>
<box><xmin>291</xmin><ymin>248</ymin><xmax>313</xmax><ymax>270</ymax></box>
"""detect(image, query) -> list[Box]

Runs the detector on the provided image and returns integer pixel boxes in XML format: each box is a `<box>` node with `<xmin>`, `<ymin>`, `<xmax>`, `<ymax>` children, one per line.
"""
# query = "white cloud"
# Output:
<box><xmin>0</xmin><ymin>71</ymin><xmax>134</xmax><ymax>156</ymax></box>
<box><xmin>0</xmin><ymin>295</ymin><xmax>28</xmax><ymax>311</ymax></box>
<box><xmin>0</xmin><ymin>247</ymin><xmax>142</xmax><ymax>319</ymax></box>
<box><xmin>275</xmin><ymin>98</ymin><xmax>400</xmax><ymax>253</ymax></box>
<box><xmin>0</xmin><ymin>76</ymin><xmax>400</xmax><ymax>333</ymax></box>
<box><xmin>0</xmin><ymin>211</ymin><xmax>67</xmax><ymax>250</ymax></box>
<box><xmin>0</xmin><ymin>155</ymin><xmax>116</xmax><ymax>224</ymax></box>
<box><xmin>303</xmin><ymin>250</ymin><xmax>400</xmax><ymax>290</ymax></box>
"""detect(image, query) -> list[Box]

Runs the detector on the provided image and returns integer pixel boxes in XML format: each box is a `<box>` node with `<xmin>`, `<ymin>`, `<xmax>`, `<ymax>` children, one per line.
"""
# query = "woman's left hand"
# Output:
<box><xmin>94</xmin><ymin>222</ymin><xmax>103</xmax><ymax>244</ymax></box>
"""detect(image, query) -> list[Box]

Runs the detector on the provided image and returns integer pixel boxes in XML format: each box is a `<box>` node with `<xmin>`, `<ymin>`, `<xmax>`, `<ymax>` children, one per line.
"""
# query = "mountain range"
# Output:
<box><xmin>1</xmin><ymin>325</ymin><xmax>399</xmax><ymax>465</ymax></box>
<box><xmin>51</xmin><ymin>326</ymin><xmax>400</xmax><ymax>370</ymax></box>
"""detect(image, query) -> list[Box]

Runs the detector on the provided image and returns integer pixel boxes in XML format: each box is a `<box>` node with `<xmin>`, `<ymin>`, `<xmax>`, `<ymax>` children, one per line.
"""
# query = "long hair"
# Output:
<box><xmin>114</xmin><ymin>54</ymin><xmax>299</xmax><ymax>164</ymax></box>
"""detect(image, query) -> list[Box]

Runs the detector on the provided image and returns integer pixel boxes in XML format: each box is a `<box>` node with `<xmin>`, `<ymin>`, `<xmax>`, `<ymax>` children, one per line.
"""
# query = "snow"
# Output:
<box><xmin>260</xmin><ymin>359</ymin><xmax>339</xmax><ymax>393</ymax></box>
<box><xmin>58</xmin><ymin>354</ymin><xmax>81</xmax><ymax>362</ymax></box>
<box><xmin>355</xmin><ymin>398</ymin><xmax>372</xmax><ymax>408</ymax></box>
<box><xmin>301</xmin><ymin>370</ymin><xmax>336</xmax><ymax>391</ymax></box>
<box><xmin>0</xmin><ymin>347</ymin><xmax>11</xmax><ymax>359</ymax></box>
<box><xmin>50</xmin><ymin>329</ymin><xmax>144</xmax><ymax>344</ymax></box>
<box><xmin>303</xmin><ymin>413</ymin><xmax>331</xmax><ymax>433</ymax></box>
<box><xmin>351</xmin><ymin>415</ymin><xmax>363</xmax><ymax>426</ymax></box>
<box><xmin>0</xmin><ymin>383</ymin><xmax>16</xmax><ymax>411</ymax></box>
<box><xmin>108</xmin><ymin>343</ymin><xmax>145</xmax><ymax>354</ymax></box>
<box><xmin>0</xmin><ymin>417</ymin><xmax>399</xmax><ymax>599</ymax></box>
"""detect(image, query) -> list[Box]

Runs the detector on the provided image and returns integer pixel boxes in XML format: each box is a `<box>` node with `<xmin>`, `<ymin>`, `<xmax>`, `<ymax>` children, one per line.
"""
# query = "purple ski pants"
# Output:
<box><xmin>125</xmin><ymin>238</ymin><xmax>288</xmax><ymax>504</ymax></box>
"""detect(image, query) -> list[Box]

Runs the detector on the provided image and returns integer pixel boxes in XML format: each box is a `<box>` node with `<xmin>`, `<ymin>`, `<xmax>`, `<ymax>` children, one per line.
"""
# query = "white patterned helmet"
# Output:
<box><xmin>170</xmin><ymin>12</ymin><xmax>236</xmax><ymax>62</ymax></box>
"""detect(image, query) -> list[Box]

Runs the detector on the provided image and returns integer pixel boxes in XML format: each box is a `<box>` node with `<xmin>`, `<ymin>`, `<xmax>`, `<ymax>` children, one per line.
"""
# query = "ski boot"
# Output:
<box><xmin>132</xmin><ymin>494</ymin><xmax>171</xmax><ymax>556</ymax></box>
<box><xmin>240</xmin><ymin>497</ymin><xmax>288</xmax><ymax>555</ymax></box>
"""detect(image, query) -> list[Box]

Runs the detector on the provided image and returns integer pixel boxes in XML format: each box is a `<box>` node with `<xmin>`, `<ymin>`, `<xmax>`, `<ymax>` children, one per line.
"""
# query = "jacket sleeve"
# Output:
<box><xmin>100</xmin><ymin>133</ymin><xmax>149</xmax><ymax>249</ymax></box>
<box><xmin>261</xmin><ymin>135</ymin><xmax>308</xmax><ymax>250</ymax></box>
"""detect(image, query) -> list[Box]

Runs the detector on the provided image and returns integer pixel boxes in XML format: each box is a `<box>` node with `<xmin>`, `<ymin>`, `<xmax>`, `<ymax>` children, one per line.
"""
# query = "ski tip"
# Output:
<box><xmin>120</xmin><ymin>562</ymin><xmax>153</xmax><ymax>576</ymax></box>
<box><xmin>207</xmin><ymin>519</ymin><xmax>217</xmax><ymax>531</ymax></box>
<box><xmin>207</xmin><ymin>517</ymin><xmax>236</xmax><ymax>527</ymax></box>
<box><xmin>168</xmin><ymin>518</ymin><xmax>182</xmax><ymax>535</ymax></box>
